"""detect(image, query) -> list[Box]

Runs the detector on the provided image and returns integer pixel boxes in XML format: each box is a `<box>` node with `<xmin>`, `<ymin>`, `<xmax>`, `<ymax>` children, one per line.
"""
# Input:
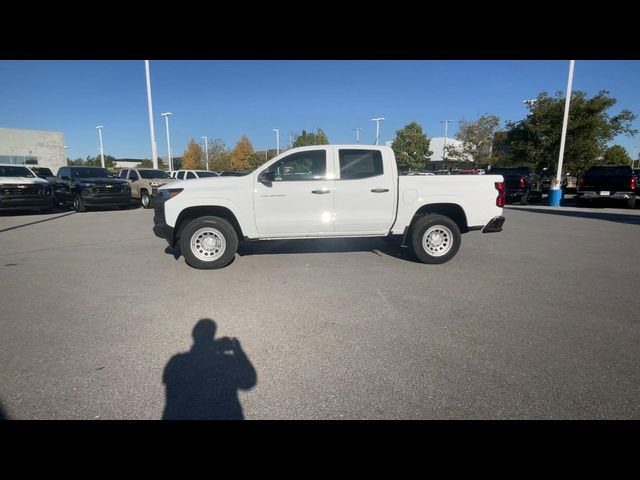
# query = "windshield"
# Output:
<box><xmin>33</xmin><ymin>168</ymin><xmax>54</xmax><ymax>176</ymax></box>
<box><xmin>0</xmin><ymin>165</ymin><xmax>35</xmax><ymax>177</ymax></box>
<box><xmin>586</xmin><ymin>166</ymin><xmax>632</xmax><ymax>176</ymax></box>
<box><xmin>490</xmin><ymin>167</ymin><xmax>531</xmax><ymax>176</ymax></box>
<box><xmin>139</xmin><ymin>169</ymin><xmax>169</xmax><ymax>179</ymax></box>
<box><xmin>71</xmin><ymin>168</ymin><xmax>112</xmax><ymax>179</ymax></box>
<box><xmin>195</xmin><ymin>171</ymin><xmax>219</xmax><ymax>178</ymax></box>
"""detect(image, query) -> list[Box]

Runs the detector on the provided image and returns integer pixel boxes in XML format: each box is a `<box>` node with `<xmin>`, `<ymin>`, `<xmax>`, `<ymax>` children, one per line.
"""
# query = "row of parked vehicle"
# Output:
<box><xmin>471</xmin><ymin>165</ymin><xmax>638</xmax><ymax>208</ymax></box>
<box><xmin>0</xmin><ymin>164</ymin><xmax>249</xmax><ymax>213</ymax></box>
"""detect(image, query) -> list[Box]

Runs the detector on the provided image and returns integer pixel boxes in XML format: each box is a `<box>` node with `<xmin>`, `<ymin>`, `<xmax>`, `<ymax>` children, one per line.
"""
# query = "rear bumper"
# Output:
<box><xmin>482</xmin><ymin>216</ymin><xmax>505</xmax><ymax>233</ymax></box>
<box><xmin>577</xmin><ymin>191</ymin><xmax>634</xmax><ymax>200</ymax></box>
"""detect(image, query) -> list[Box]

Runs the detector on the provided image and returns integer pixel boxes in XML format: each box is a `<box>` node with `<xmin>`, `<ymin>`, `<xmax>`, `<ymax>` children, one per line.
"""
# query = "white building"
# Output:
<box><xmin>0</xmin><ymin>127</ymin><xmax>66</xmax><ymax>172</ymax></box>
<box><xmin>428</xmin><ymin>137</ymin><xmax>472</xmax><ymax>162</ymax></box>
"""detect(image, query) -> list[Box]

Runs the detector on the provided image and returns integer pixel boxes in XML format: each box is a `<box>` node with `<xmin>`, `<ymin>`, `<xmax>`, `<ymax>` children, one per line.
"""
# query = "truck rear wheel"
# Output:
<box><xmin>520</xmin><ymin>191</ymin><xmax>529</xmax><ymax>205</ymax></box>
<box><xmin>410</xmin><ymin>214</ymin><xmax>461</xmax><ymax>264</ymax></box>
<box><xmin>626</xmin><ymin>197</ymin><xmax>636</xmax><ymax>209</ymax></box>
<box><xmin>179</xmin><ymin>216</ymin><xmax>238</xmax><ymax>269</ymax></box>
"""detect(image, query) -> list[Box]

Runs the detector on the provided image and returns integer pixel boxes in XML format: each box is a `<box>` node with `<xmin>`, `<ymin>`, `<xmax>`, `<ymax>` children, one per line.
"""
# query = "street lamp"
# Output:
<box><xmin>353</xmin><ymin>128</ymin><xmax>362</xmax><ymax>144</ymax></box>
<box><xmin>64</xmin><ymin>145</ymin><xmax>69</xmax><ymax>166</ymax></box>
<box><xmin>202</xmin><ymin>136</ymin><xmax>209</xmax><ymax>171</ymax></box>
<box><xmin>161</xmin><ymin>112</ymin><xmax>173</xmax><ymax>173</ymax></box>
<box><xmin>145</xmin><ymin>60</ymin><xmax>159</xmax><ymax>169</ymax></box>
<box><xmin>371</xmin><ymin>118</ymin><xmax>384</xmax><ymax>145</ymax></box>
<box><xmin>96</xmin><ymin>126</ymin><xmax>105</xmax><ymax>168</ymax></box>
<box><xmin>288</xmin><ymin>131</ymin><xmax>295</xmax><ymax>150</ymax></box>
<box><xmin>440</xmin><ymin>120</ymin><xmax>454</xmax><ymax>161</ymax></box>
<box><xmin>550</xmin><ymin>60</ymin><xmax>575</xmax><ymax>208</ymax></box>
<box><xmin>273</xmin><ymin>128</ymin><xmax>280</xmax><ymax>156</ymax></box>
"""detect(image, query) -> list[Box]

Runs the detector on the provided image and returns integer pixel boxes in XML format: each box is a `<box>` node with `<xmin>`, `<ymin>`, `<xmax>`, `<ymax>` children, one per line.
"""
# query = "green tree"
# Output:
<box><xmin>140</xmin><ymin>159</ymin><xmax>154</xmax><ymax>168</ymax></box>
<box><xmin>391</xmin><ymin>121</ymin><xmax>432</xmax><ymax>171</ymax></box>
<box><xmin>230</xmin><ymin>134</ymin><xmax>254</xmax><ymax>171</ymax></box>
<box><xmin>602</xmin><ymin>145</ymin><xmax>633</xmax><ymax>165</ymax></box>
<box><xmin>446</xmin><ymin>114</ymin><xmax>500</xmax><ymax>164</ymax></box>
<box><xmin>499</xmin><ymin>90</ymin><xmax>637</xmax><ymax>174</ymax></box>
<box><xmin>292</xmin><ymin>128</ymin><xmax>329</xmax><ymax>147</ymax></box>
<box><xmin>206</xmin><ymin>138</ymin><xmax>228</xmax><ymax>171</ymax></box>
<box><xmin>248</xmin><ymin>153</ymin><xmax>266</xmax><ymax>170</ymax></box>
<box><xmin>182</xmin><ymin>138</ymin><xmax>204</xmax><ymax>170</ymax></box>
<box><xmin>85</xmin><ymin>154</ymin><xmax>117</xmax><ymax>170</ymax></box>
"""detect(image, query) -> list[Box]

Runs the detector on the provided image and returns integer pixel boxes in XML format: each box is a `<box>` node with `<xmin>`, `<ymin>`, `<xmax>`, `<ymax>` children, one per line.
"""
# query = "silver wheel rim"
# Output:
<box><xmin>142</xmin><ymin>195</ymin><xmax>149</xmax><ymax>207</ymax></box>
<box><xmin>74</xmin><ymin>196</ymin><xmax>79</xmax><ymax>211</ymax></box>
<box><xmin>190</xmin><ymin>227</ymin><xmax>226</xmax><ymax>262</ymax></box>
<box><xmin>422</xmin><ymin>225</ymin><xmax>453</xmax><ymax>257</ymax></box>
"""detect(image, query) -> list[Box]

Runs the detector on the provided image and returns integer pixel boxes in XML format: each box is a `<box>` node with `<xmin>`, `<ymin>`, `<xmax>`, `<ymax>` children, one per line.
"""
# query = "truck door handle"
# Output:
<box><xmin>371</xmin><ymin>188</ymin><xmax>389</xmax><ymax>193</ymax></box>
<box><xmin>311</xmin><ymin>189</ymin><xmax>331</xmax><ymax>194</ymax></box>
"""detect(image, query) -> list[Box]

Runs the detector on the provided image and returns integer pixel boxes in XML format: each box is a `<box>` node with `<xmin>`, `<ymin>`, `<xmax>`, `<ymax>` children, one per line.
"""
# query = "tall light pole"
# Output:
<box><xmin>161</xmin><ymin>112</ymin><xmax>172</xmax><ymax>173</ymax></box>
<box><xmin>145</xmin><ymin>60</ymin><xmax>159</xmax><ymax>169</ymax></box>
<box><xmin>202</xmin><ymin>136</ymin><xmax>209</xmax><ymax>171</ymax></box>
<box><xmin>273</xmin><ymin>128</ymin><xmax>280</xmax><ymax>156</ymax></box>
<box><xmin>64</xmin><ymin>145</ymin><xmax>69</xmax><ymax>166</ymax></box>
<box><xmin>353</xmin><ymin>128</ymin><xmax>362</xmax><ymax>144</ymax></box>
<box><xmin>440</xmin><ymin>120</ymin><xmax>453</xmax><ymax>161</ymax></box>
<box><xmin>96</xmin><ymin>126</ymin><xmax>105</xmax><ymax>168</ymax></box>
<box><xmin>371</xmin><ymin>118</ymin><xmax>384</xmax><ymax>145</ymax></box>
<box><xmin>288</xmin><ymin>131</ymin><xmax>294</xmax><ymax>150</ymax></box>
<box><xmin>550</xmin><ymin>60</ymin><xmax>575</xmax><ymax>207</ymax></box>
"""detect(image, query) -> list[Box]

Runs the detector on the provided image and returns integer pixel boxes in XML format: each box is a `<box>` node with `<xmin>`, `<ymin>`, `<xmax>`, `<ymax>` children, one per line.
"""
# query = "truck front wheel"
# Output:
<box><xmin>179</xmin><ymin>216</ymin><xmax>238</xmax><ymax>269</ymax></box>
<box><xmin>410</xmin><ymin>214</ymin><xmax>461</xmax><ymax>264</ymax></box>
<box><xmin>73</xmin><ymin>193</ymin><xmax>87</xmax><ymax>212</ymax></box>
<box><xmin>141</xmin><ymin>191</ymin><xmax>151</xmax><ymax>209</ymax></box>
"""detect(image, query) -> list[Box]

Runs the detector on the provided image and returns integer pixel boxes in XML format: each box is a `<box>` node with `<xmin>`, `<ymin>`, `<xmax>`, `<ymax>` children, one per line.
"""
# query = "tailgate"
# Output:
<box><xmin>581</xmin><ymin>174</ymin><xmax>632</xmax><ymax>192</ymax></box>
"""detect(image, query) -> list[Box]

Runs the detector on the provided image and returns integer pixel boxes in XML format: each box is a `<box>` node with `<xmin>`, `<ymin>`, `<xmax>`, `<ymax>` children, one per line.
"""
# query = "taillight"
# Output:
<box><xmin>495</xmin><ymin>182</ymin><xmax>505</xmax><ymax>208</ymax></box>
<box><xmin>519</xmin><ymin>176</ymin><xmax>525</xmax><ymax>188</ymax></box>
<box><xmin>631</xmin><ymin>176</ymin><xmax>636</xmax><ymax>190</ymax></box>
<box><xmin>578</xmin><ymin>177</ymin><xmax>584</xmax><ymax>191</ymax></box>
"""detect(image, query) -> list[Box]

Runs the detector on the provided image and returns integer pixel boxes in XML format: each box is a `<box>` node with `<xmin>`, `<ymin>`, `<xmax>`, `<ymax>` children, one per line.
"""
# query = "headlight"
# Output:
<box><xmin>150</xmin><ymin>182</ymin><xmax>160</xmax><ymax>187</ymax></box>
<box><xmin>158</xmin><ymin>188</ymin><xmax>183</xmax><ymax>199</ymax></box>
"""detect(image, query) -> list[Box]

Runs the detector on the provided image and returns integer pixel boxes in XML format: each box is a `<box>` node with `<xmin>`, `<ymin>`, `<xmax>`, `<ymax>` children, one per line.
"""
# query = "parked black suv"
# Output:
<box><xmin>488</xmin><ymin>166</ymin><xmax>543</xmax><ymax>205</ymax></box>
<box><xmin>52</xmin><ymin>166</ymin><xmax>132</xmax><ymax>212</ymax></box>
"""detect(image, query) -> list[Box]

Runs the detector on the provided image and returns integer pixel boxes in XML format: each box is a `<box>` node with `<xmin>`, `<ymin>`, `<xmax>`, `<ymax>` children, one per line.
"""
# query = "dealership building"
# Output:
<box><xmin>0</xmin><ymin>127</ymin><xmax>66</xmax><ymax>172</ymax></box>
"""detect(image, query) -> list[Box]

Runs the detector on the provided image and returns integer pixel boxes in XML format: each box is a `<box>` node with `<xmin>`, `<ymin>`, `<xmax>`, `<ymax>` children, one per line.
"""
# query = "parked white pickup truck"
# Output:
<box><xmin>153</xmin><ymin>145</ymin><xmax>505</xmax><ymax>269</ymax></box>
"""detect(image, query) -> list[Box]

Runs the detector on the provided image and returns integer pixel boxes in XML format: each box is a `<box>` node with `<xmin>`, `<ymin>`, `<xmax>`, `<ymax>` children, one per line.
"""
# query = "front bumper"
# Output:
<box><xmin>0</xmin><ymin>196</ymin><xmax>54</xmax><ymax>210</ymax></box>
<box><xmin>152</xmin><ymin>195</ymin><xmax>174</xmax><ymax>245</ymax></box>
<box><xmin>482</xmin><ymin>216</ymin><xmax>505</xmax><ymax>233</ymax></box>
<box><xmin>82</xmin><ymin>193</ymin><xmax>131</xmax><ymax>206</ymax></box>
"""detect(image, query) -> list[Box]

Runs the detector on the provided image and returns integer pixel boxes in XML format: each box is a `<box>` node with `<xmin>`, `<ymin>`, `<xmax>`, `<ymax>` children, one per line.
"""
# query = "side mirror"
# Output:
<box><xmin>259</xmin><ymin>170</ymin><xmax>275</xmax><ymax>184</ymax></box>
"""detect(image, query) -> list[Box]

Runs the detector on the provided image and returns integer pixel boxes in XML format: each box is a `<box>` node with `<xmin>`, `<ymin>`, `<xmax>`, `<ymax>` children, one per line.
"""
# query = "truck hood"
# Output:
<box><xmin>0</xmin><ymin>176</ymin><xmax>49</xmax><ymax>185</ymax></box>
<box><xmin>73</xmin><ymin>177</ymin><xmax>129</xmax><ymax>185</ymax></box>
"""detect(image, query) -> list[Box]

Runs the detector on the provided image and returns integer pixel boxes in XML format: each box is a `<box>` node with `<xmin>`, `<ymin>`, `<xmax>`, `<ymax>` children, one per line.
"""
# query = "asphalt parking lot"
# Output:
<box><xmin>1</xmin><ymin>199</ymin><xmax>639</xmax><ymax>419</ymax></box>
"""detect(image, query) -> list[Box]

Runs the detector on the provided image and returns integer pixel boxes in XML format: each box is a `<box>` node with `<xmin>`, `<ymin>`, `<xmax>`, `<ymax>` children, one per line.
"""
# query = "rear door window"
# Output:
<box><xmin>338</xmin><ymin>149</ymin><xmax>383</xmax><ymax>180</ymax></box>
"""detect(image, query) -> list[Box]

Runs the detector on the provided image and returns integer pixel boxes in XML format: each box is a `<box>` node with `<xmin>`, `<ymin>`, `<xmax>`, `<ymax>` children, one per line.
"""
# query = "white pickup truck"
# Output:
<box><xmin>153</xmin><ymin>145</ymin><xmax>505</xmax><ymax>269</ymax></box>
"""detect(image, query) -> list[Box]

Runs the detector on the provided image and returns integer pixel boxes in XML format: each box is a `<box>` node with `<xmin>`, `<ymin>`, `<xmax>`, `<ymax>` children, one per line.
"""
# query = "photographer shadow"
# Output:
<box><xmin>162</xmin><ymin>319</ymin><xmax>257</xmax><ymax>420</ymax></box>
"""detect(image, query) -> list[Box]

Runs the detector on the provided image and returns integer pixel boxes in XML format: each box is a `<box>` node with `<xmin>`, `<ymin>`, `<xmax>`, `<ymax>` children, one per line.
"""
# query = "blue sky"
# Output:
<box><xmin>1</xmin><ymin>60</ymin><xmax>639</xmax><ymax>160</ymax></box>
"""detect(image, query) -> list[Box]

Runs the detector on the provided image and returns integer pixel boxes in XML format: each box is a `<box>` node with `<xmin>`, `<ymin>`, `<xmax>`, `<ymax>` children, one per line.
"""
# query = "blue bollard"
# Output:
<box><xmin>548</xmin><ymin>188</ymin><xmax>563</xmax><ymax>207</ymax></box>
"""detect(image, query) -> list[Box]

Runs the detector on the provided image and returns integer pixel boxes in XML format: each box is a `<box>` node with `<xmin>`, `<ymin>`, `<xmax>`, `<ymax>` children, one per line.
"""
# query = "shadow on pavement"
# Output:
<box><xmin>507</xmin><ymin>206</ymin><xmax>640</xmax><ymax>225</ymax></box>
<box><xmin>166</xmin><ymin>238</ymin><xmax>414</xmax><ymax>263</ymax></box>
<box><xmin>162</xmin><ymin>319</ymin><xmax>257</xmax><ymax>420</ymax></box>
<box><xmin>0</xmin><ymin>211</ymin><xmax>76</xmax><ymax>234</ymax></box>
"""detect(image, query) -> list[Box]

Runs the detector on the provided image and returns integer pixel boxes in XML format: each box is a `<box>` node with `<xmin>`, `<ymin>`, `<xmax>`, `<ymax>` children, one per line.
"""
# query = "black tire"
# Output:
<box><xmin>141</xmin><ymin>191</ymin><xmax>151</xmax><ymax>209</ymax></box>
<box><xmin>410</xmin><ymin>214</ymin><xmax>461</xmax><ymax>265</ymax></box>
<box><xmin>626</xmin><ymin>197</ymin><xmax>636</xmax><ymax>209</ymax></box>
<box><xmin>520</xmin><ymin>191</ymin><xmax>529</xmax><ymax>205</ymax></box>
<box><xmin>179</xmin><ymin>216</ymin><xmax>238</xmax><ymax>269</ymax></box>
<box><xmin>73</xmin><ymin>193</ymin><xmax>86</xmax><ymax>212</ymax></box>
